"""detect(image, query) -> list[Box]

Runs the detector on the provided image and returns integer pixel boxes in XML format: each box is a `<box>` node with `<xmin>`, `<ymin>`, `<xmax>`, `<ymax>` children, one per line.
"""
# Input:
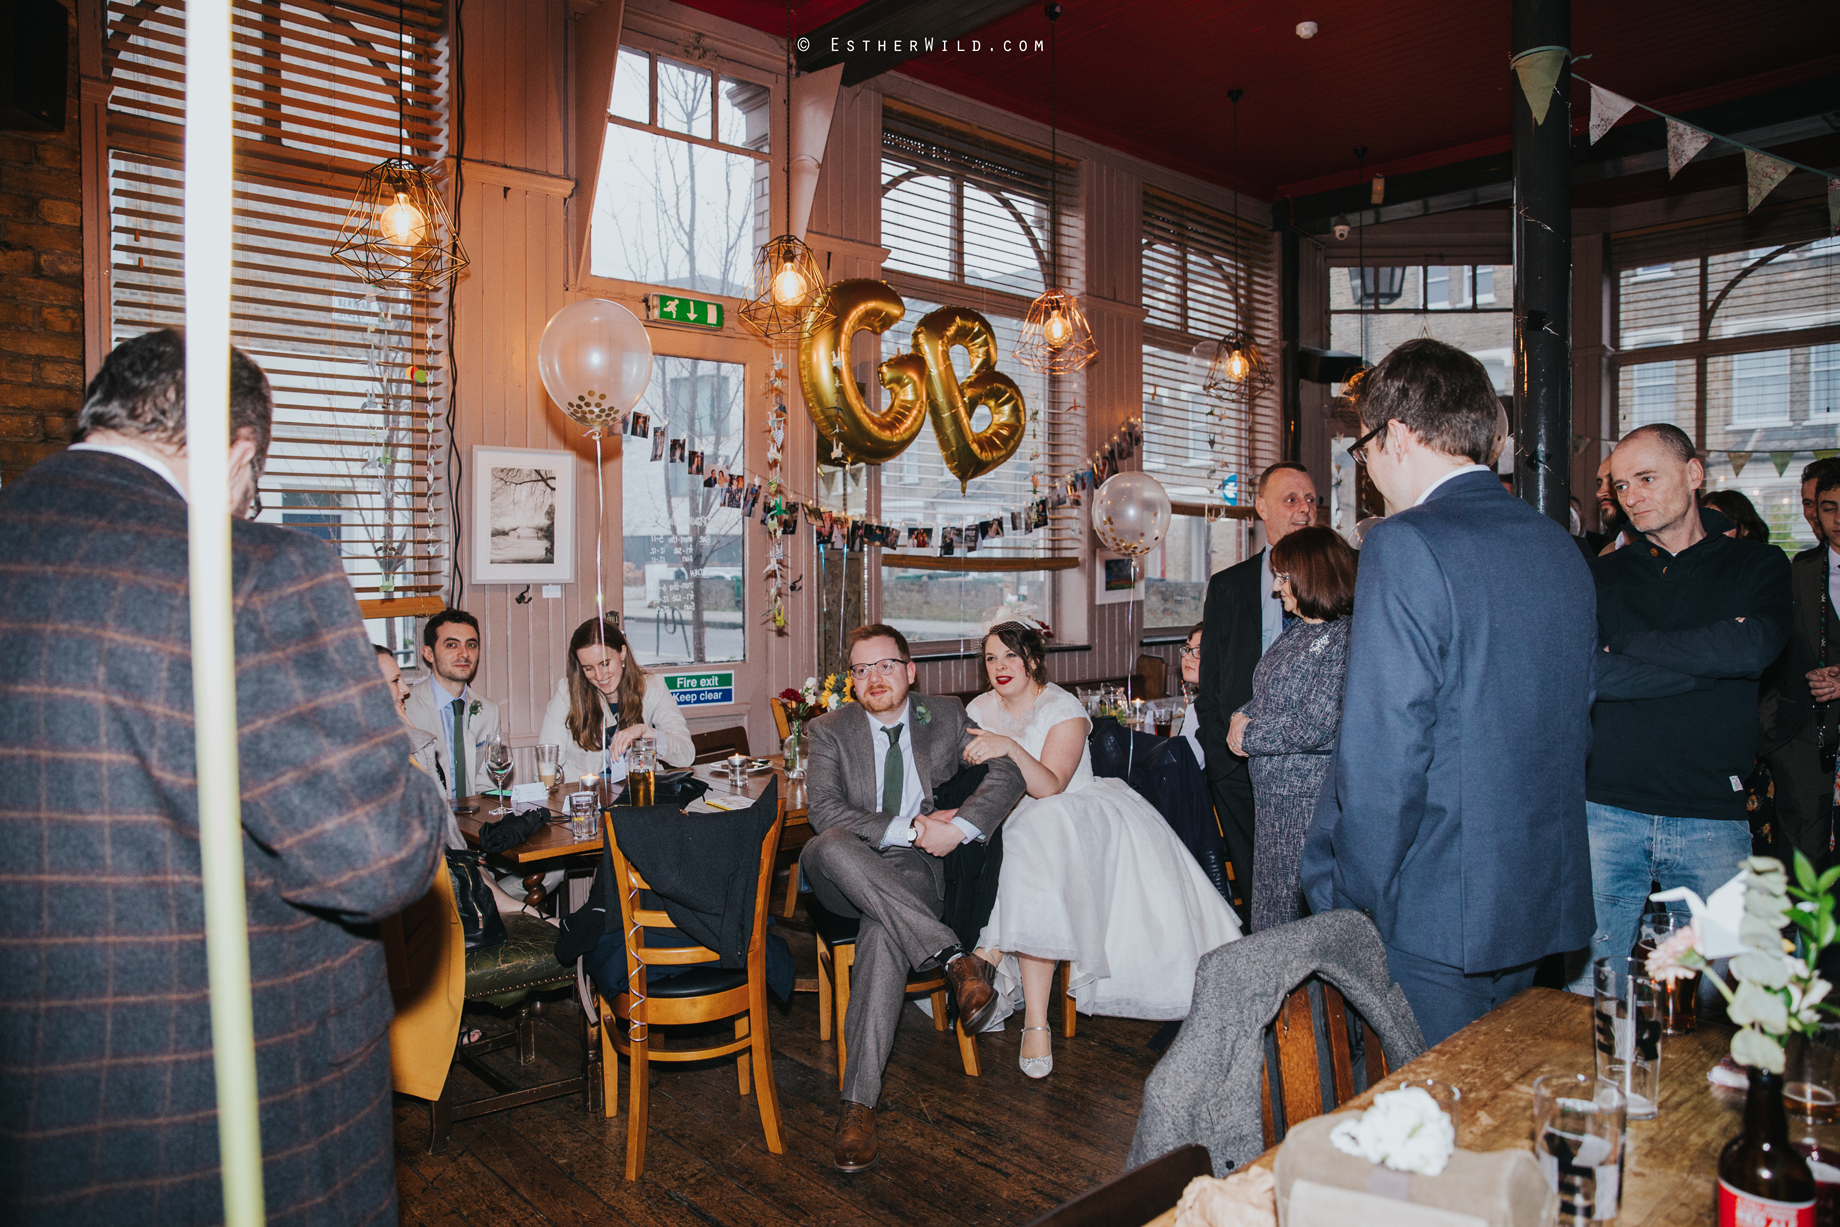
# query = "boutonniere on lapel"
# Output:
<box><xmin>914</xmin><ymin>701</ymin><xmax>932</xmax><ymax>726</ymax></box>
<box><xmin>468</xmin><ymin>699</ymin><xmax>482</xmax><ymax>719</ymax></box>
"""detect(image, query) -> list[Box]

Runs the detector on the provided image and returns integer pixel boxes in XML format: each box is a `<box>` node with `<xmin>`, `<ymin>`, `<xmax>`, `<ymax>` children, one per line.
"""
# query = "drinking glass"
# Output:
<box><xmin>626</xmin><ymin>736</ymin><xmax>656</xmax><ymax>807</ymax></box>
<box><xmin>1394</xmin><ymin>1078</ymin><xmax>1464</xmax><ymax>1137</ymax></box>
<box><xmin>484</xmin><ymin>735</ymin><xmax>514</xmax><ymax>815</ymax></box>
<box><xmin>535</xmin><ymin>743</ymin><xmax>560</xmax><ymax>794</ymax></box>
<box><xmin>782</xmin><ymin>733</ymin><xmax>803</xmax><ymax>779</ymax></box>
<box><xmin>1594</xmin><ymin>955</ymin><xmax>1663</xmax><ymax>1120</ymax></box>
<box><xmin>565</xmin><ymin>789</ymin><xmax>598</xmax><ymax>843</ymax></box>
<box><xmin>1635</xmin><ymin>910</ymin><xmax>1699</xmax><ymax>1035</ymax></box>
<box><xmin>1533</xmin><ymin>1073</ymin><xmax>1626</xmax><ymax>1224</ymax></box>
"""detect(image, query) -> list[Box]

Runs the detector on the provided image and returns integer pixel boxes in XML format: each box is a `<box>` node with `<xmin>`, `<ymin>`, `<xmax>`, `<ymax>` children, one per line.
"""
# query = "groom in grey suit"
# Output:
<box><xmin>803</xmin><ymin>624</ymin><xmax>1026</xmax><ymax>1173</ymax></box>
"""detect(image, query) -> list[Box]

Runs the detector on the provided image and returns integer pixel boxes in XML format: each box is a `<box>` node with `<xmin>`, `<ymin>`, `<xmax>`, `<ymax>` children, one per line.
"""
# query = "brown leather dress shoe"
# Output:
<box><xmin>945</xmin><ymin>953</ymin><xmax>1000</xmax><ymax>1034</ymax></box>
<box><xmin>834</xmin><ymin>1101</ymin><xmax>878</xmax><ymax>1173</ymax></box>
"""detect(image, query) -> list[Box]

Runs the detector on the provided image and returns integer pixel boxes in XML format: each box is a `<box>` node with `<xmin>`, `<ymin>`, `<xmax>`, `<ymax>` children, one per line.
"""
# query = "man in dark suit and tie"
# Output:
<box><xmin>1301</xmin><ymin>339</ymin><xmax>1597</xmax><ymax>1045</ymax></box>
<box><xmin>0</xmin><ymin>331</ymin><xmax>449</xmax><ymax>1223</ymax></box>
<box><xmin>1196</xmin><ymin>461</ymin><xmax>1321</xmax><ymax>923</ymax></box>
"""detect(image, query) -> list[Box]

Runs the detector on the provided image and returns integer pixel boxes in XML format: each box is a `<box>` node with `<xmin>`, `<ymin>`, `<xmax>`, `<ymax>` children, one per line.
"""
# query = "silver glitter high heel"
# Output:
<box><xmin>1019</xmin><ymin>1026</ymin><xmax>1053</xmax><ymax>1079</ymax></box>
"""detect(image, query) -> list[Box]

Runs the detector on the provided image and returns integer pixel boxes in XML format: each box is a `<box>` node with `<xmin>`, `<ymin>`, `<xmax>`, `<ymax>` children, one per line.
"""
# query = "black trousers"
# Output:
<box><xmin>1766</xmin><ymin>737</ymin><xmax>1835</xmax><ymax>868</ymax></box>
<box><xmin>1207</xmin><ymin>762</ymin><xmax>1256</xmax><ymax>925</ymax></box>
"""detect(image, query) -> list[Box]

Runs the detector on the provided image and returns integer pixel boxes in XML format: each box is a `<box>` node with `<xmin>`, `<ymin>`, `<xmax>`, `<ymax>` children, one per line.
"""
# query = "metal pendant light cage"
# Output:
<box><xmin>332</xmin><ymin>157</ymin><xmax>469</xmax><ymax>292</ymax></box>
<box><xmin>739</xmin><ymin>3</ymin><xmax>832</xmax><ymax>343</ymax></box>
<box><xmin>1193</xmin><ymin>329</ymin><xmax>1273</xmax><ymax>402</ymax></box>
<box><xmin>739</xmin><ymin>233</ymin><xmax>831</xmax><ymax>342</ymax></box>
<box><xmin>1018</xmin><ymin>288</ymin><xmax>1098</xmax><ymax>375</ymax></box>
<box><xmin>1018</xmin><ymin>1</ymin><xmax>1095</xmax><ymax>377</ymax></box>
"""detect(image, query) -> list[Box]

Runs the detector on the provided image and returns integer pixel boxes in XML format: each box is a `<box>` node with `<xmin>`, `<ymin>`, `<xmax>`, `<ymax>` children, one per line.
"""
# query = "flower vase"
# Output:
<box><xmin>783</xmin><ymin>721</ymin><xmax>805</xmax><ymax>779</ymax></box>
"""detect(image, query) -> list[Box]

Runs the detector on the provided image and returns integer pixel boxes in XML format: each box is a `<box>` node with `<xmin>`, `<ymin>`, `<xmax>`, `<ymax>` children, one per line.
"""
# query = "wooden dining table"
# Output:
<box><xmin>1148</xmin><ymin>987</ymin><xmax>1759</xmax><ymax>1226</ymax></box>
<box><xmin>454</xmin><ymin>757</ymin><xmax>810</xmax><ymax>905</ymax></box>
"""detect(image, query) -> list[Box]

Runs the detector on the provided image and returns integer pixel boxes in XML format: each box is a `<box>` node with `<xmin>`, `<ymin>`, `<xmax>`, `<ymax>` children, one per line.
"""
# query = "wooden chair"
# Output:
<box><xmin>769</xmin><ymin>695</ymin><xmax>791</xmax><ymax>742</ymax></box>
<box><xmin>1021</xmin><ymin>1143</ymin><xmax>1212</xmax><ymax>1227</ymax></box>
<box><xmin>1260</xmin><ymin>977</ymin><xmax>1390</xmax><ymax>1147</ymax></box>
<box><xmin>383</xmin><ymin>864</ymin><xmax>595</xmax><ymax>1153</ymax></box>
<box><xmin>596</xmin><ymin>809</ymin><xmax>786</xmax><ymax>1180</ymax></box>
<box><xmin>1136</xmin><ymin>652</ymin><xmax>1168</xmax><ymax>700</ymax></box>
<box><xmin>809</xmin><ymin>895</ymin><xmax>1080</xmax><ymax>1083</ymax></box>
<box><xmin>691</xmin><ymin>724</ymin><xmax>750</xmax><ymax>763</ymax></box>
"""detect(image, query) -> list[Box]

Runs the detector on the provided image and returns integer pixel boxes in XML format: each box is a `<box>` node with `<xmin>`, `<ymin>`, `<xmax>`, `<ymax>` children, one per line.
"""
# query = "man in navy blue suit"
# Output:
<box><xmin>1301</xmin><ymin>339</ymin><xmax>1598</xmax><ymax>1045</ymax></box>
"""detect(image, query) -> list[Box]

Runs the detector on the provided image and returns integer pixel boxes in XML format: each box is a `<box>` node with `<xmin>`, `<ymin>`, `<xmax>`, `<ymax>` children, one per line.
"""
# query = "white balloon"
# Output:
<box><xmin>537</xmin><ymin>298</ymin><xmax>654</xmax><ymax>428</ymax></box>
<box><xmin>1091</xmin><ymin>471</ymin><xmax>1173</xmax><ymax>558</ymax></box>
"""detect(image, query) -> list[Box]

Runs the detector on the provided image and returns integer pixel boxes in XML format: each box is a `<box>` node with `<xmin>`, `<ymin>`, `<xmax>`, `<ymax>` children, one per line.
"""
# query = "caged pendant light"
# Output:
<box><xmin>331</xmin><ymin>2</ymin><xmax>467</xmax><ymax>291</ymax></box>
<box><xmin>738</xmin><ymin>2</ymin><xmax>830</xmax><ymax>342</ymax></box>
<box><xmin>1017</xmin><ymin>2</ymin><xmax>1096</xmax><ymax>376</ymax></box>
<box><xmin>1191</xmin><ymin>89</ymin><xmax>1271</xmax><ymax>403</ymax></box>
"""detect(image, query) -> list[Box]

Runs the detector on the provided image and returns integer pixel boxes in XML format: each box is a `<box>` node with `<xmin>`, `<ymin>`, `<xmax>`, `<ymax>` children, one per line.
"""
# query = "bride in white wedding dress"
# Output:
<box><xmin>963</xmin><ymin>614</ymin><xmax>1242</xmax><ymax>1078</ymax></box>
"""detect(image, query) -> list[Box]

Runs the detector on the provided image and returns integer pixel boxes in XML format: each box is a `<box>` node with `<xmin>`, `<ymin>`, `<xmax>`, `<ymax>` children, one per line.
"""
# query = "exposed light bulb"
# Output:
<box><xmin>1225</xmin><ymin>349</ymin><xmax>1251</xmax><ymax>382</ymax></box>
<box><xmin>1044</xmin><ymin>306</ymin><xmax>1072</xmax><ymax>347</ymax></box>
<box><xmin>379</xmin><ymin>191</ymin><xmax>428</xmax><ymax>248</ymax></box>
<box><xmin>770</xmin><ymin>259</ymin><xmax>809</xmax><ymax>308</ymax></box>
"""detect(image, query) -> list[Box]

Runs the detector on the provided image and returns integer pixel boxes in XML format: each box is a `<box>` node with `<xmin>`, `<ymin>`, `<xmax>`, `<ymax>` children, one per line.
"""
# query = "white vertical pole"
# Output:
<box><xmin>183</xmin><ymin>0</ymin><xmax>267</xmax><ymax>1222</ymax></box>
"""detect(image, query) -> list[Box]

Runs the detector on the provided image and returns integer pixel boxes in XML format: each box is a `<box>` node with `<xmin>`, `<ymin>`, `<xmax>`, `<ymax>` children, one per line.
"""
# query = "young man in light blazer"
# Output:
<box><xmin>404</xmin><ymin>608</ymin><xmax>502</xmax><ymax>802</ymax></box>
<box><xmin>802</xmin><ymin>624</ymin><xmax>1026</xmax><ymax>1173</ymax></box>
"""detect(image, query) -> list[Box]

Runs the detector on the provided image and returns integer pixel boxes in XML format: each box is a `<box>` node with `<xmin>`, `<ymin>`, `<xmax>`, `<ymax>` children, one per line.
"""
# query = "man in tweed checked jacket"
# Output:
<box><xmin>0</xmin><ymin>331</ymin><xmax>449</xmax><ymax>1225</ymax></box>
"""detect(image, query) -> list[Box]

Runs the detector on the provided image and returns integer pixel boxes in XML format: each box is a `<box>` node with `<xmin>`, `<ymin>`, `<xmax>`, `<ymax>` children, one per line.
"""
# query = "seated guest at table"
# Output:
<box><xmin>1301</xmin><ymin>338</ymin><xmax>1598</xmax><ymax>1047</ymax></box>
<box><xmin>1177</xmin><ymin>623</ymin><xmax>1205</xmax><ymax>770</ymax></box>
<box><xmin>800</xmin><ymin>624</ymin><xmax>1026</xmax><ymax>1173</ymax></box>
<box><xmin>966</xmin><ymin>615</ymin><xmax>1242</xmax><ymax>1076</ymax></box>
<box><xmin>405</xmin><ymin>608</ymin><xmax>501</xmax><ymax>803</ymax></box>
<box><xmin>538</xmin><ymin>616</ymin><xmax>695</xmax><ymax>783</ymax></box>
<box><xmin>1226</xmin><ymin>526</ymin><xmax>1356</xmax><ymax>932</ymax></box>
<box><xmin>1701</xmin><ymin>489</ymin><xmax>1769</xmax><ymax>543</ymax></box>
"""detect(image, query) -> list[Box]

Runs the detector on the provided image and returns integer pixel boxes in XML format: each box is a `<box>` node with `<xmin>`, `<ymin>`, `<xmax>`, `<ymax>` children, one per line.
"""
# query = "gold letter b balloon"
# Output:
<box><xmin>798</xmin><ymin>279</ymin><xmax>1026</xmax><ymax>484</ymax></box>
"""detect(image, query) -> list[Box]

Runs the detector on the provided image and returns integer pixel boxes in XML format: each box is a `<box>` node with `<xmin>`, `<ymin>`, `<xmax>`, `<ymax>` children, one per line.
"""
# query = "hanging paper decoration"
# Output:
<box><xmin>1746</xmin><ymin>150</ymin><xmax>1795</xmax><ymax>213</ymax></box>
<box><xmin>760</xmin><ymin>356</ymin><xmax>791</xmax><ymax>631</ymax></box>
<box><xmin>1771</xmin><ymin>452</ymin><xmax>1795</xmax><ymax>477</ymax></box>
<box><xmin>1665</xmin><ymin>119</ymin><xmax>1713</xmax><ymax>179</ymax></box>
<box><xmin>1728</xmin><ymin>451</ymin><xmax>1751</xmax><ymax>477</ymax></box>
<box><xmin>1510</xmin><ymin>46</ymin><xmax>1568</xmax><ymax>126</ymax></box>
<box><xmin>1587</xmin><ymin>85</ymin><xmax>1637</xmax><ymax>145</ymax></box>
<box><xmin>1818</xmin><ymin>450</ymin><xmax>1840</xmax><ymax>461</ymax></box>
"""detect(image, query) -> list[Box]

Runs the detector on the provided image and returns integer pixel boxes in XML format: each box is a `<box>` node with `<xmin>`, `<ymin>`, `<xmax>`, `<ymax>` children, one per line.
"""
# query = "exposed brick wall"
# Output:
<box><xmin>0</xmin><ymin>0</ymin><xmax>83</xmax><ymax>486</ymax></box>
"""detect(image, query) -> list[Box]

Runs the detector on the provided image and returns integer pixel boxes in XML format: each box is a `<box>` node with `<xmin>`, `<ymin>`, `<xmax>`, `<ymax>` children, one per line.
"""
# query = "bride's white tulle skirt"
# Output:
<box><xmin>975</xmin><ymin>775</ymin><xmax>1242</xmax><ymax>1023</ymax></box>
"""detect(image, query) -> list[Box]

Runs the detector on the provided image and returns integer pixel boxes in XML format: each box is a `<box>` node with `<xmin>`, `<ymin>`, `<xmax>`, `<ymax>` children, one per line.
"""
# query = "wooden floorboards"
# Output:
<box><xmin>394</xmin><ymin>918</ymin><xmax>1164</xmax><ymax>1226</ymax></box>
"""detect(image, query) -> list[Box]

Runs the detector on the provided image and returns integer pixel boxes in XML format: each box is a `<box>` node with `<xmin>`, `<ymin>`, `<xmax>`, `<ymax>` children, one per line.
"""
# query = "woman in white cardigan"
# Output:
<box><xmin>538</xmin><ymin>616</ymin><xmax>696</xmax><ymax>783</ymax></box>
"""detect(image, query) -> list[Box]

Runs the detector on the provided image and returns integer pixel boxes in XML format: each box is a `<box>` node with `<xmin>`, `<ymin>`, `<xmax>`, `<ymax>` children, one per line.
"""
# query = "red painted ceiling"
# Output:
<box><xmin>677</xmin><ymin>0</ymin><xmax>1838</xmax><ymax>201</ymax></box>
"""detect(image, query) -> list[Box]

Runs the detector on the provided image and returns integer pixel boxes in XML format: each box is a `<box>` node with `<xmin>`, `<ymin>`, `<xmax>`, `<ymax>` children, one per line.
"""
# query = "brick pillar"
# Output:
<box><xmin>0</xmin><ymin>0</ymin><xmax>84</xmax><ymax>486</ymax></box>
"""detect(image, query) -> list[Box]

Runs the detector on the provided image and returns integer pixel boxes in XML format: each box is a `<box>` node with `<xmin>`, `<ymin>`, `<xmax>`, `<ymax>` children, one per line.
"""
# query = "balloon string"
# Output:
<box><xmin>594</xmin><ymin>428</ymin><xmax>610</xmax><ymax>779</ymax></box>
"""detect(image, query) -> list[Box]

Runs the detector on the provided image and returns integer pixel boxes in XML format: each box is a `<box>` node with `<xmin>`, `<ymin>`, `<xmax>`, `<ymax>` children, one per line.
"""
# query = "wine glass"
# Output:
<box><xmin>485</xmin><ymin>736</ymin><xmax>514</xmax><ymax>815</ymax></box>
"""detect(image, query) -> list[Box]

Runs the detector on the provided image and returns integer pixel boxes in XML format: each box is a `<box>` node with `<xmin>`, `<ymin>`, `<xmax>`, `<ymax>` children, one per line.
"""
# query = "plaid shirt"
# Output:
<box><xmin>0</xmin><ymin>451</ymin><xmax>448</xmax><ymax>1225</ymax></box>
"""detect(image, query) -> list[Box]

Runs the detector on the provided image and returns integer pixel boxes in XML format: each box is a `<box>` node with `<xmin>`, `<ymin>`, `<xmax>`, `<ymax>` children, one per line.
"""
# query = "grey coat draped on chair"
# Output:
<box><xmin>1126</xmin><ymin>910</ymin><xmax>1426</xmax><ymax>1177</ymax></box>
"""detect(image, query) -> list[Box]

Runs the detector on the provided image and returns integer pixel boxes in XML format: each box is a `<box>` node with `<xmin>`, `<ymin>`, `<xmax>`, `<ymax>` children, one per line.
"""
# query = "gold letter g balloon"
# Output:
<box><xmin>797</xmin><ymin>279</ymin><xmax>928</xmax><ymax>466</ymax></box>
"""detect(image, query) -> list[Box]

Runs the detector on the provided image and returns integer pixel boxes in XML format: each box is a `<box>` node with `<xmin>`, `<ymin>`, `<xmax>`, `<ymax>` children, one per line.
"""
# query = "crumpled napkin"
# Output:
<box><xmin>1172</xmin><ymin>1167</ymin><xmax>1276</xmax><ymax>1227</ymax></box>
<box><xmin>1328</xmin><ymin>1086</ymin><xmax>1456</xmax><ymax>1176</ymax></box>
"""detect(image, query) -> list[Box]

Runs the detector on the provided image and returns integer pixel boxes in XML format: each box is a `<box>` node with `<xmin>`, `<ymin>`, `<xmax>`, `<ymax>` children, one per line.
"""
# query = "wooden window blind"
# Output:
<box><xmin>103</xmin><ymin>0</ymin><xmax>451</xmax><ymax>603</ymax></box>
<box><xmin>1141</xmin><ymin>187</ymin><xmax>1279</xmax><ymax>502</ymax></box>
<box><xmin>877</xmin><ymin>104</ymin><xmax>1083</xmax><ymax>565</ymax></box>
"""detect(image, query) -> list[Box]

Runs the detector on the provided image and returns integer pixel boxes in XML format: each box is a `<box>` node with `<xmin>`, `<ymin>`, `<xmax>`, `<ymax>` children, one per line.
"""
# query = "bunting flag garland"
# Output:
<box><xmin>1747</xmin><ymin>149</ymin><xmax>1795</xmax><ymax>213</ymax></box>
<box><xmin>1510</xmin><ymin>46</ymin><xmax>1568</xmax><ymax>126</ymax></box>
<box><xmin>1772</xmin><ymin>451</ymin><xmax>1795</xmax><ymax>477</ymax></box>
<box><xmin>1728</xmin><ymin>451</ymin><xmax>1751</xmax><ymax>477</ymax></box>
<box><xmin>1587</xmin><ymin>84</ymin><xmax>1637</xmax><ymax>145</ymax></box>
<box><xmin>1666</xmin><ymin>118</ymin><xmax>1713</xmax><ymax>178</ymax></box>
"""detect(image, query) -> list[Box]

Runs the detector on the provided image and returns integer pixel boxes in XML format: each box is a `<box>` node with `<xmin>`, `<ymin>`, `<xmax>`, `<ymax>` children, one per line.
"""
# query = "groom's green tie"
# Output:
<box><xmin>882</xmin><ymin>723</ymin><xmax>905</xmax><ymax>814</ymax></box>
<box><xmin>450</xmin><ymin>698</ymin><xmax>467</xmax><ymax>798</ymax></box>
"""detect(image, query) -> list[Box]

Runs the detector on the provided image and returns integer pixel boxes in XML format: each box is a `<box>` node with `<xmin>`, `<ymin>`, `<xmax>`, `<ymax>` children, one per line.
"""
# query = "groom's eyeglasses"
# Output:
<box><xmin>1349</xmin><ymin>420</ymin><xmax>1387</xmax><ymax>468</ymax></box>
<box><xmin>848</xmin><ymin>658</ymin><xmax>908</xmax><ymax>680</ymax></box>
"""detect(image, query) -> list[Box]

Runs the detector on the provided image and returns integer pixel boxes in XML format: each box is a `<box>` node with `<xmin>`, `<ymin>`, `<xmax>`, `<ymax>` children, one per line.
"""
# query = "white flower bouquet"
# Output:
<box><xmin>1328</xmin><ymin>1085</ymin><xmax>1457</xmax><ymax>1176</ymax></box>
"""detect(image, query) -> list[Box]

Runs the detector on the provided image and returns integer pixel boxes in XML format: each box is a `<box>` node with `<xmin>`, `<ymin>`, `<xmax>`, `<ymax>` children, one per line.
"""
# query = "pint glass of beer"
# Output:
<box><xmin>627</xmin><ymin>736</ymin><xmax>657</xmax><ymax>807</ymax></box>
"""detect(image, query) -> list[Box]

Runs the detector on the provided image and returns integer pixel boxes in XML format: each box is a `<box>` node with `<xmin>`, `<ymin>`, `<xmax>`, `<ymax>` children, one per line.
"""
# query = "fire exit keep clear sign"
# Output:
<box><xmin>662</xmin><ymin>669</ymin><xmax>735</xmax><ymax>706</ymax></box>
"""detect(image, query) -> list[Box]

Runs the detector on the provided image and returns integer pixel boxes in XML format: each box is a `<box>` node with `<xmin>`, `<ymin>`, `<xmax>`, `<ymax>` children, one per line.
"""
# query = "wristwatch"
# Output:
<box><xmin>903</xmin><ymin>824</ymin><xmax>920</xmax><ymax>843</ymax></box>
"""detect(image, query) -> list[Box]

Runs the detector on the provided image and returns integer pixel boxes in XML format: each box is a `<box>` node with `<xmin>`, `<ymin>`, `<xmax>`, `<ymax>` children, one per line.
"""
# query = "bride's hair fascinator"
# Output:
<box><xmin>979</xmin><ymin>602</ymin><xmax>1051</xmax><ymax>638</ymax></box>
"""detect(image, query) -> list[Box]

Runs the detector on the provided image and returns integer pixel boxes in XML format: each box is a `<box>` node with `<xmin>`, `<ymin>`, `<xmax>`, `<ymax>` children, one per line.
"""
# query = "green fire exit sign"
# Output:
<box><xmin>646</xmin><ymin>294</ymin><xmax>724</xmax><ymax>330</ymax></box>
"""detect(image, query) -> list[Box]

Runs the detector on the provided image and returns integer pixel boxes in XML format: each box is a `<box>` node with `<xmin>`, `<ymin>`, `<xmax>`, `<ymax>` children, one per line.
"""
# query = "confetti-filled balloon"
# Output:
<box><xmin>1091</xmin><ymin>471</ymin><xmax>1173</xmax><ymax>558</ymax></box>
<box><xmin>537</xmin><ymin>298</ymin><xmax>653</xmax><ymax>429</ymax></box>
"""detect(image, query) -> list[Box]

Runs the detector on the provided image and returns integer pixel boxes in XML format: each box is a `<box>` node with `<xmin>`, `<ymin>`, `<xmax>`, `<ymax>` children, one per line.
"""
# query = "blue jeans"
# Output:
<box><xmin>1566</xmin><ymin>802</ymin><xmax>1752</xmax><ymax>993</ymax></box>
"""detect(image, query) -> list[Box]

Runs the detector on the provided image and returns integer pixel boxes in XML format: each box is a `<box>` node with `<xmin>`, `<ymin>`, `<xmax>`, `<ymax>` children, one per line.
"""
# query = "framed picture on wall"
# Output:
<box><xmin>471</xmin><ymin>445</ymin><xmax>577</xmax><ymax>584</ymax></box>
<box><xmin>1094</xmin><ymin>550</ymin><xmax>1145</xmax><ymax>605</ymax></box>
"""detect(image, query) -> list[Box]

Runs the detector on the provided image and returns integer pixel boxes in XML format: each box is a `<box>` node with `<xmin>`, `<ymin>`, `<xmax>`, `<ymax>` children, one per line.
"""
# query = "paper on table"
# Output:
<box><xmin>702</xmin><ymin>795</ymin><xmax>748</xmax><ymax>811</ymax></box>
<box><xmin>509</xmin><ymin>782</ymin><xmax>548</xmax><ymax>804</ymax></box>
<box><xmin>1288</xmin><ymin>1180</ymin><xmax>1486</xmax><ymax>1227</ymax></box>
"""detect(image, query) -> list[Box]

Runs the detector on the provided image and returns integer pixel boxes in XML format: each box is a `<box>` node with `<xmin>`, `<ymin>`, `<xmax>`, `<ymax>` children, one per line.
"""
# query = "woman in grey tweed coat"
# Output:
<box><xmin>1226</xmin><ymin>526</ymin><xmax>1357</xmax><ymax>932</ymax></box>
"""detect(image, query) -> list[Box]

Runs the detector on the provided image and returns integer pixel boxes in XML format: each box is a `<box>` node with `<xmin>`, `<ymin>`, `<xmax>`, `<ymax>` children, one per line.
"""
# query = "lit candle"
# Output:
<box><xmin>728</xmin><ymin>753</ymin><xmax>746</xmax><ymax>786</ymax></box>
